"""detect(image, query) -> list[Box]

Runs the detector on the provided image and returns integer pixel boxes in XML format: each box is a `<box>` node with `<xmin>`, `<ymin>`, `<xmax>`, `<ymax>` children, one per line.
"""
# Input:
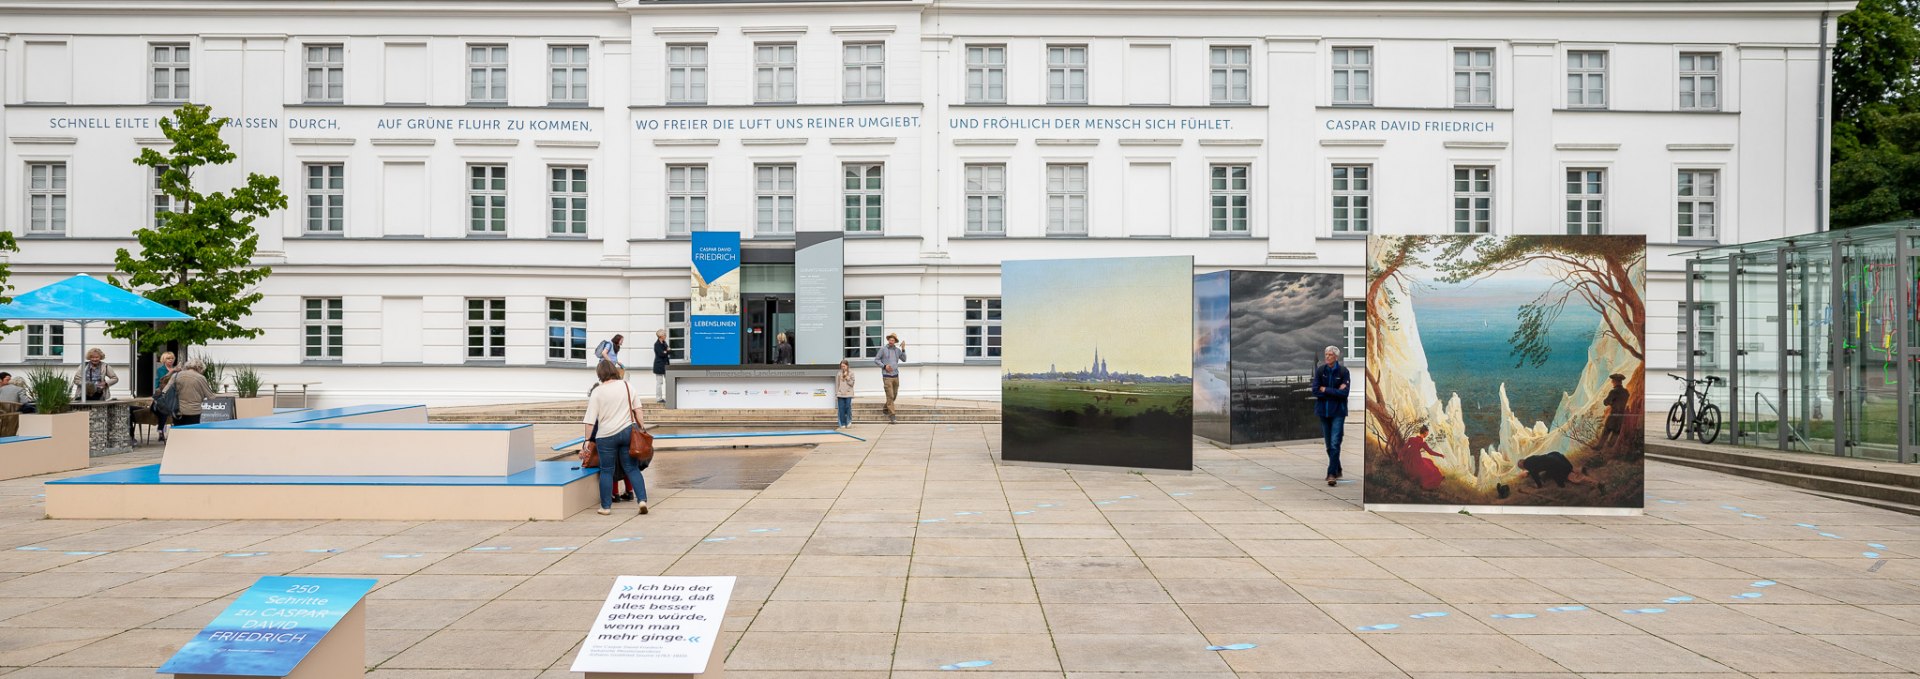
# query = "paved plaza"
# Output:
<box><xmin>2</xmin><ymin>423</ymin><xmax>1919</xmax><ymax>677</ymax></box>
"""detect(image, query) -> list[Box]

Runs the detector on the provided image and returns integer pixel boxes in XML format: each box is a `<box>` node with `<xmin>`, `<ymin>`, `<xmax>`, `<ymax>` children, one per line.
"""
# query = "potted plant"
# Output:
<box><xmin>18</xmin><ymin>366</ymin><xmax>88</xmax><ymax>461</ymax></box>
<box><xmin>230</xmin><ymin>365</ymin><xmax>272</xmax><ymax>419</ymax></box>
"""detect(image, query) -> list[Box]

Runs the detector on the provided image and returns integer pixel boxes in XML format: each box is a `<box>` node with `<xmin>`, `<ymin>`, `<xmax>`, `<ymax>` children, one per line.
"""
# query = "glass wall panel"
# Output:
<box><xmin>1687</xmin><ymin>257</ymin><xmax>1732</xmax><ymax>444</ymax></box>
<box><xmin>1734</xmin><ymin>252</ymin><xmax>1780</xmax><ymax>447</ymax></box>
<box><xmin>1786</xmin><ymin>245</ymin><xmax>1832</xmax><ymax>453</ymax></box>
<box><xmin>1839</xmin><ymin>239</ymin><xmax>1901</xmax><ymax>460</ymax></box>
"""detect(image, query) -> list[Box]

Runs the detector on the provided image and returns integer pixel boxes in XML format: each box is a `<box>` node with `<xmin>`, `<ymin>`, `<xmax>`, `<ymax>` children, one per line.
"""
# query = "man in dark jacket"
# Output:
<box><xmin>652</xmin><ymin>330</ymin><xmax>670</xmax><ymax>404</ymax></box>
<box><xmin>1312</xmin><ymin>345</ymin><xmax>1351</xmax><ymax>486</ymax></box>
<box><xmin>1598</xmin><ymin>373</ymin><xmax>1630</xmax><ymax>448</ymax></box>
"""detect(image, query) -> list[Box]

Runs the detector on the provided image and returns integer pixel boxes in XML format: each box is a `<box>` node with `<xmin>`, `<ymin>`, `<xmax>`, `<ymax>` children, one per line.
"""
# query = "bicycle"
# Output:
<box><xmin>1665</xmin><ymin>373</ymin><xmax>1723</xmax><ymax>444</ymax></box>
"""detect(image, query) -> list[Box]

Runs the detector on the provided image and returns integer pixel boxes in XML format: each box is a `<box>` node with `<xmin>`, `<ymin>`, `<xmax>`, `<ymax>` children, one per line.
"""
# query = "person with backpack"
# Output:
<box><xmin>164</xmin><ymin>359</ymin><xmax>213</xmax><ymax>426</ymax></box>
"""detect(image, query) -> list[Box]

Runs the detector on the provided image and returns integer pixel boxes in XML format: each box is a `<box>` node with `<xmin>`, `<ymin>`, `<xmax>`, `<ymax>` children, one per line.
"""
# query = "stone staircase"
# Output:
<box><xmin>430</xmin><ymin>399</ymin><xmax>1000</xmax><ymax>426</ymax></box>
<box><xmin>1647</xmin><ymin>436</ymin><xmax>1920</xmax><ymax>516</ymax></box>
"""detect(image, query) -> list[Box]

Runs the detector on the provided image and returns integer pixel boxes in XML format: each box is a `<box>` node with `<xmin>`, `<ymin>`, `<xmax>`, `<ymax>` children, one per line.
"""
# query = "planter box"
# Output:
<box><xmin>234</xmin><ymin>396</ymin><xmax>274</xmax><ymax>420</ymax></box>
<box><xmin>5</xmin><ymin>411</ymin><xmax>90</xmax><ymax>480</ymax></box>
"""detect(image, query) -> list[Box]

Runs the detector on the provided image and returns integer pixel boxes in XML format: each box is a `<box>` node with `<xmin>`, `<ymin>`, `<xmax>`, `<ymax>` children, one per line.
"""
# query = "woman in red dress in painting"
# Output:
<box><xmin>1399</xmin><ymin>424</ymin><xmax>1446</xmax><ymax>490</ymax></box>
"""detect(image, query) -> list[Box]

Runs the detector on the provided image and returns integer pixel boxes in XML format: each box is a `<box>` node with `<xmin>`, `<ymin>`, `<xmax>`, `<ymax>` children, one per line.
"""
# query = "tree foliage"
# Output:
<box><xmin>1832</xmin><ymin>0</ymin><xmax>1920</xmax><ymax>227</ymax></box>
<box><xmin>108</xmin><ymin>104</ymin><xmax>287</xmax><ymax>355</ymax></box>
<box><xmin>0</xmin><ymin>231</ymin><xmax>16</xmax><ymax>337</ymax></box>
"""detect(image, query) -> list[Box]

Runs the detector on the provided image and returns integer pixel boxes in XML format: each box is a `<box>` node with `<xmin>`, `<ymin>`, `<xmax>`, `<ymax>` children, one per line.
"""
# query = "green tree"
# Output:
<box><xmin>0</xmin><ymin>231</ymin><xmax>17</xmax><ymax>337</ymax></box>
<box><xmin>1832</xmin><ymin>0</ymin><xmax>1920</xmax><ymax>227</ymax></box>
<box><xmin>108</xmin><ymin>103</ymin><xmax>287</xmax><ymax>357</ymax></box>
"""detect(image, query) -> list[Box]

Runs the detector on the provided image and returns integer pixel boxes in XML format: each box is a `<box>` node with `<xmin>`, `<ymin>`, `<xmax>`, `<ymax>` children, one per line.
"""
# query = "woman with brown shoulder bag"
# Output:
<box><xmin>582</xmin><ymin>360</ymin><xmax>653</xmax><ymax>515</ymax></box>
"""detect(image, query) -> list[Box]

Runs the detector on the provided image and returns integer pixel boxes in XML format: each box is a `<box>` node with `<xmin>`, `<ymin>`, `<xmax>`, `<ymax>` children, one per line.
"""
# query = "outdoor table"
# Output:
<box><xmin>67</xmin><ymin>398</ymin><xmax>145</xmax><ymax>456</ymax></box>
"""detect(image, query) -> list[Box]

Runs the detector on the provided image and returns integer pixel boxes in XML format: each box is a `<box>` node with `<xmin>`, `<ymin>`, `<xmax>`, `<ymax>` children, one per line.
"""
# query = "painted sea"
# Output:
<box><xmin>1413</xmin><ymin>278</ymin><xmax>1601</xmax><ymax>450</ymax></box>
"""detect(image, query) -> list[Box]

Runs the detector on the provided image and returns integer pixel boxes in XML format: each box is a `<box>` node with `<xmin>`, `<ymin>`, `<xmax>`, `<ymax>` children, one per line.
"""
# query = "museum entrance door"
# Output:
<box><xmin>743</xmin><ymin>295</ymin><xmax>796</xmax><ymax>364</ymax></box>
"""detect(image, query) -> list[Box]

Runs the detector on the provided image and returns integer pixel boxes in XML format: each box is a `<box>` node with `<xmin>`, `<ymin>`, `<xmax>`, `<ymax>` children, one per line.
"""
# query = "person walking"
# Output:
<box><xmin>583</xmin><ymin>360</ymin><xmax>649</xmax><ymax>516</ymax></box>
<box><xmin>874</xmin><ymin>333</ymin><xmax>906</xmax><ymax>424</ymax></box>
<box><xmin>72</xmin><ymin>348</ymin><xmax>120</xmax><ymax>401</ymax></box>
<box><xmin>0</xmin><ymin>372</ymin><xmax>35</xmax><ymax>414</ymax></box>
<box><xmin>652</xmin><ymin>330</ymin><xmax>670</xmax><ymax>404</ymax></box>
<box><xmin>835</xmin><ymin>359</ymin><xmax>856</xmax><ymax>428</ymax></box>
<box><xmin>1312</xmin><ymin>345</ymin><xmax>1351</xmax><ymax>487</ymax></box>
<box><xmin>774</xmin><ymin>332</ymin><xmax>794</xmax><ymax>365</ymax></box>
<box><xmin>168</xmin><ymin>359</ymin><xmax>214</xmax><ymax>426</ymax></box>
<box><xmin>590</xmin><ymin>334</ymin><xmax>625</xmax><ymax>394</ymax></box>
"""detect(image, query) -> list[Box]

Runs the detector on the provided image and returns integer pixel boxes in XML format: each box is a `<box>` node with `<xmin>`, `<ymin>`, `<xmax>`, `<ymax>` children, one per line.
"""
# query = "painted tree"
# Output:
<box><xmin>0</xmin><ymin>231</ymin><xmax>16</xmax><ymax>337</ymax></box>
<box><xmin>107</xmin><ymin>104</ymin><xmax>287</xmax><ymax>358</ymax></box>
<box><xmin>1363</xmin><ymin>234</ymin><xmax>1446</xmax><ymax>454</ymax></box>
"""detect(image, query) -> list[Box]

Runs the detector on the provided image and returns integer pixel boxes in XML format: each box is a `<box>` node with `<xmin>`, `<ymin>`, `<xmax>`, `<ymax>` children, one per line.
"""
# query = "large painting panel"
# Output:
<box><xmin>1194</xmin><ymin>271</ymin><xmax>1231</xmax><ymax>444</ymax></box>
<box><xmin>1229</xmin><ymin>271</ymin><xmax>1346</xmax><ymax>444</ymax></box>
<box><xmin>1004</xmin><ymin>256</ymin><xmax>1195</xmax><ymax>470</ymax></box>
<box><xmin>1364</xmin><ymin>236</ymin><xmax>1645</xmax><ymax>510</ymax></box>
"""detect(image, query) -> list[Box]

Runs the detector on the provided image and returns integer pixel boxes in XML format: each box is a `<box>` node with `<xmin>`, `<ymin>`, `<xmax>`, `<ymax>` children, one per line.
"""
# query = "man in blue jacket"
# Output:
<box><xmin>1312</xmin><ymin>345</ymin><xmax>1351</xmax><ymax>487</ymax></box>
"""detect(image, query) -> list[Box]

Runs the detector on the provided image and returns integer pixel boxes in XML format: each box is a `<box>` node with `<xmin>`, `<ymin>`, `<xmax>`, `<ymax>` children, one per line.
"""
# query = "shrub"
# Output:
<box><xmin>233</xmin><ymin>366</ymin><xmax>262</xmax><ymax>399</ymax></box>
<box><xmin>24</xmin><ymin>366</ymin><xmax>72</xmax><ymax>415</ymax></box>
<box><xmin>199</xmin><ymin>356</ymin><xmax>224</xmax><ymax>393</ymax></box>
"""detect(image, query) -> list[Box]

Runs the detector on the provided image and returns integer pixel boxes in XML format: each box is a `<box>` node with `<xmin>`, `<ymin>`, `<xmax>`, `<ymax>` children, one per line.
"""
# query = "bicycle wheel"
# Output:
<box><xmin>1698</xmin><ymin>404</ymin><xmax>1722</xmax><ymax>445</ymax></box>
<box><xmin>1665</xmin><ymin>402</ymin><xmax>1688</xmax><ymax>440</ymax></box>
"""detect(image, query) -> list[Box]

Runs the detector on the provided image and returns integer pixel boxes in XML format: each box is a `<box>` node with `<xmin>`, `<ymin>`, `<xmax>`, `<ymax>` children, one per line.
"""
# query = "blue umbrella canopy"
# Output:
<box><xmin>0</xmin><ymin>274</ymin><xmax>190</xmax><ymax>322</ymax></box>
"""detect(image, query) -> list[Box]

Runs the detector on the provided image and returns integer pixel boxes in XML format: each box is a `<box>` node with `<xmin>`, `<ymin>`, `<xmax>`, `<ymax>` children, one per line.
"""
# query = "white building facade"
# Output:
<box><xmin>0</xmin><ymin>0</ymin><xmax>1847</xmax><ymax>406</ymax></box>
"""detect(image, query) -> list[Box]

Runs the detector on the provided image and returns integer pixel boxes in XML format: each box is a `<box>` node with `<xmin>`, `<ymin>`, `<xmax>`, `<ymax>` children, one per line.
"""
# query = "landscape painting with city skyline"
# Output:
<box><xmin>1003</xmin><ymin>256</ymin><xmax>1194</xmax><ymax>470</ymax></box>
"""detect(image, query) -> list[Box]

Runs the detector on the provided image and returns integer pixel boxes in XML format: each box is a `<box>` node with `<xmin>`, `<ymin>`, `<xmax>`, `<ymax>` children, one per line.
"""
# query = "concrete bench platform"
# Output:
<box><xmin>45</xmin><ymin>461</ymin><xmax>598</xmax><ymax>520</ymax></box>
<box><xmin>161</xmin><ymin>404</ymin><xmax>535</xmax><ymax>477</ymax></box>
<box><xmin>548</xmin><ymin>430</ymin><xmax>866</xmax><ymax>453</ymax></box>
<box><xmin>0</xmin><ymin>433</ymin><xmax>88</xmax><ymax>481</ymax></box>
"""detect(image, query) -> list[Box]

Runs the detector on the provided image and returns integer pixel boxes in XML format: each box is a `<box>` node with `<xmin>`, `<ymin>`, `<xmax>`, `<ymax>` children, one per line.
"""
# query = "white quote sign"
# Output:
<box><xmin>572</xmin><ymin>575</ymin><xmax>734</xmax><ymax>674</ymax></box>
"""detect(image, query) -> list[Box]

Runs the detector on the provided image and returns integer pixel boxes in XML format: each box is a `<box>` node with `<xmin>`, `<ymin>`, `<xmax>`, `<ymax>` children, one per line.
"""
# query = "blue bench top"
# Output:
<box><xmin>550</xmin><ymin>429</ymin><xmax>865</xmax><ymax>451</ymax></box>
<box><xmin>178</xmin><ymin>404</ymin><xmax>526</xmax><ymax>431</ymax></box>
<box><xmin>0</xmin><ymin>435</ymin><xmax>50</xmax><ymax>445</ymax></box>
<box><xmin>48</xmin><ymin>461</ymin><xmax>595</xmax><ymax>487</ymax></box>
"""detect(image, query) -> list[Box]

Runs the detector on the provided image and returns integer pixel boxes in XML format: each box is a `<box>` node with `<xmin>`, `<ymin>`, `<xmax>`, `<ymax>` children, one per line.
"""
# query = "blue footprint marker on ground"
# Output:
<box><xmin>1622</xmin><ymin>608</ymin><xmax>1667</xmax><ymax>614</ymax></box>
<box><xmin>1659</xmin><ymin>499</ymin><xmax>1683</xmax><ymax>504</ymax></box>
<box><xmin>1869</xmin><ymin>543</ymin><xmax>1887</xmax><ymax>550</ymax></box>
<box><xmin>1259</xmin><ymin>486</ymin><xmax>1276</xmax><ymax>490</ymax></box>
<box><xmin>1489</xmin><ymin>613</ymin><xmax>1536</xmax><ymax>619</ymax></box>
<box><xmin>470</xmin><ymin>546</ymin><xmax>513</xmax><ymax>551</ymax></box>
<box><xmin>304</xmin><ymin>548</ymin><xmax>340</xmax><ymax>554</ymax></box>
<box><xmin>1819</xmin><ymin>532</ymin><xmax>1844</xmax><ymax>539</ymax></box>
<box><xmin>1170</xmin><ymin>492</ymin><xmax>1193</xmax><ymax>497</ymax></box>
<box><xmin>607</xmin><ymin>537</ymin><xmax>640</xmax><ymax>543</ymax></box>
<box><xmin>1663</xmin><ymin>596</ymin><xmax>1695</xmax><ymax>604</ymax></box>
<box><xmin>1720</xmin><ymin>505</ymin><xmax>1741</xmax><ymax>511</ymax></box>
<box><xmin>1741</xmin><ymin>513</ymin><xmax>1767</xmax><ymax>519</ymax></box>
<box><xmin>1731</xmin><ymin>592</ymin><xmax>1764</xmax><ymax>599</ymax></box>
<box><xmin>1409</xmin><ymin>611</ymin><xmax>1449</xmax><ymax>619</ymax></box>
<box><xmin>748</xmin><ymin>528</ymin><xmax>782</xmax><ymax>533</ymax></box>
<box><xmin>1206</xmin><ymin>643</ymin><xmax>1257</xmax><ymax>651</ymax></box>
<box><xmin>223</xmin><ymin>552</ymin><xmax>268</xmax><ymax>558</ymax></box>
<box><xmin>1095</xmin><ymin>501</ymin><xmax>1115</xmax><ymax>506</ymax></box>
<box><xmin>1012</xmin><ymin>511</ymin><xmax>1033</xmax><ymax>516</ymax></box>
<box><xmin>63</xmin><ymin>551</ymin><xmax>108</xmax><ymax>556</ymax></box>
<box><xmin>1865</xmin><ymin>551</ymin><xmax>1883</xmax><ymax>558</ymax></box>
<box><xmin>953</xmin><ymin>512</ymin><xmax>981</xmax><ymax>516</ymax></box>
<box><xmin>1118</xmin><ymin>495</ymin><xmax>1138</xmax><ymax>499</ymax></box>
<box><xmin>1354</xmin><ymin>623</ymin><xmax>1400</xmax><ymax>631</ymax></box>
<box><xmin>13</xmin><ymin>546</ymin><xmax>46</xmax><ymax>551</ymax></box>
<box><xmin>701</xmin><ymin>537</ymin><xmax>735</xmax><ymax>543</ymax></box>
<box><xmin>1751</xmin><ymin>580</ymin><xmax>1776</xmax><ymax>588</ymax></box>
<box><xmin>938</xmin><ymin>660</ymin><xmax>993</xmax><ymax>670</ymax></box>
<box><xmin>1796</xmin><ymin>523</ymin><xmax>1819</xmax><ymax>528</ymax></box>
<box><xmin>159</xmin><ymin>548</ymin><xmax>200</xmax><ymax>553</ymax></box>
<box><xmin>539</xmin><ymin>546</ymin><xmax>577</xmax><ymax>552</ymax></box>
<box><xmin>918</xmin><ymin>518</ymin><xmax>945</xmax><ymax>524</ymax></box>
<box><xmin>1547</xmin><ymin>606</ymin><xmax>1588</xmax><ymax>612</ymax></box>
<box><xmin>381</xmin><ymin>554</ymin><xmax>422</xmax><ymax>559</ymax></box>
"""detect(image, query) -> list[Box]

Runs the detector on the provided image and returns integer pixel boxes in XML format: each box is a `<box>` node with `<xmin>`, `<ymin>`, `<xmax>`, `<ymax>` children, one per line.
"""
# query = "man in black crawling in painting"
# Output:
<box><xmin>1497</xmin><ymin>451</ymin><xmax>1603</xmax><ymax>499</ymax></box>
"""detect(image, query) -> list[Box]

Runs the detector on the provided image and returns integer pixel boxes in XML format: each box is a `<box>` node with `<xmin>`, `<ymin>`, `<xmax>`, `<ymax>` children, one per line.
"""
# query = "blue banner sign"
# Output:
<box><xmin>690</xmin><ymin>232</ymin><xmax>742</xmax><ymax>365</ymax></box>
<box><xmin>158</xmin><ymin>575</ymin><xmax>376</xmax><ymax>677</ymax></box>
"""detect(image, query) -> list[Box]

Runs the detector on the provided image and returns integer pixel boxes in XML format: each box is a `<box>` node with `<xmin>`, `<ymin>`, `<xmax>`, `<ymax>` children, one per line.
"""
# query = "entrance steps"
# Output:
<box><xmin>1647</xmin><ymin>437</ymin><xmax>1920</xmax><ymax>516</ymax></box>
<box><xmin>431</xmin><ymin>399</ymin><xmax>1001</xmax><ymax>426</ymax></box>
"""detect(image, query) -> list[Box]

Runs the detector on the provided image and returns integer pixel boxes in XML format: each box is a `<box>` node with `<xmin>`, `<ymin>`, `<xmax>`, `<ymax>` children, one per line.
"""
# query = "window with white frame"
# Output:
<box><xmin>1567</xmin><ymin>50</ymin><xmax>1606</xmax><ymax>108</ymax></box>
<box><xmin>1452</xmin><ymin>48</ymin><xmax>1494</xmax><ymax>107</ymax></box>
<box><xmin>25</xmin><ymin>323</ymin><xmax>64</xmax><ymax>359</ymax></box>
<box><xmin>667</xmin><ymin>45</ymin><xmax>708</xmax><ymax>104</ymax></box>
<box><xmin>151</xmin><ymin>165</ymin><xmax>176</xmax><ymax>229</ymax></box>
<box><xmin>965</xmin><ymin>298</ymin><xmax>1001</xmax><ymax>359</ymax></box>
<box><xmin>548</xmin><ymin>166</ymin><xmax>587</xmax><ymax>236</ymax></box>
<box><xmin>964</xmin><ymin>164</ymin><xmax>1006</xmax><ymax>235</ymax></box>
<box><xmin>549</xmin><ymin>45</ymin><xmax>588</xmax><ymax>104</ymax></box>
<box><xmin>754</xmin><ymin>43</ymin><xmax>797</xmax><ymax>104</ymax></box>
<box><xmin>1210</xmin><ymin>164</ymin><xmax>1250</xmax><ymax>235</ymax></box>
<box><xmin>1344</xmin><ymin>300</ymin><xmax>1366</xmax><ymax>360</ymax></box>
<box><xmin>1566</xmin><ymin>168</ymin><xmax>1604</xmax><ymax>235</ymax></box>
<box><xmin>965</xmin><ymin>45</ymin><xmax>1006</xmax><ymax>104</ymax></box>
<box><xmin>1677</xmin><ymin>169</ymin><xmax>1719</xmax><ymax>240</ymax></box>
<box><xmin>304</xmin><ymin>44</ymin><xmax>344</xmax><ymax>104</ymax></box>
<box><xmin>843</xmin><ymin>299</ymin><xmax>884</xmax><ymax>359</ymax></box>
<box><xmin>466</xmin><ymin>298</ymin><xmax>507</xmax><ymax>360</ymax></box>
<box><xmin>1047</xmin><ymin>45</ymin><xmax>1088</xmax><ymax>104</ymax></box>
<box><xmin>666</xmin><ymin>300</ymin><xmax>689</xmax><ymax>361</ymax></box>
<box><xmin>1678</xmin><ymin>301</ymin><xmax>1719</xmax><ymax>368</ymax></box>
<box><xmin>843</xmin><ymin>43</ymin><xmax>884</xmax><ymax>103</ymax></box>
<box><xmin>304</xmin><ymin>163</ymin><xmax>345</xmax><ymax>235</ymax></box>
<box><xmin>547</xmin><ymin>298</ymin><xmax>587</xmax><ymax>362</ymax></box>
<box><xmin>1678</xmin><ymin>52</ymin><xmax>1719</xmax><ymax>111</ymax></box>
<box><xmin>467</xmin><ymin>44</ymin><xmax>508</xmax><ymax>104</ymax></box>
<box><xmin>666</xmin><ymin>165</ymin><xmax>707</xmax><ymax>235</ymax></box>
<box><xmin>27</xmin><ymin>162</ymin><xmax>67</xmax><ymax>235</ymax></box>
<box><xmin>150</xmin><ymin>43</ymin><xmax>190</xmax><ymax>102</ymax></box>
<box><xmin>1331</xmin><ymin>47</ymin><xmax>1371</xmax><ymax>105</ymax></box>
<box><xmin>1331</xmin><ymin>164</ymin><xmax>1370</xmax><ymax>234</ymax></box>
<box><xmin>303</xmin><ymin>297</ymin><xmax>344</xmax><ymax>361</ymax></box>
<box><xmin>468</xmin><ymin>164</ymin><xmax>507</xmax><ymax>234</ymax></box>
<box><xmin>1452</xmin><ymin>166</ymin><xmax>1493</xmax><ymax>233</ymax></box>
<box><xmin>1210</xmin><ymin>46</ymin><xmax>1251</xmax><ymax>105</ymax></box>
<box><xmin>1046</xmin><ymin>164</ymin><xmax>1089</xmax><ymax>236</ymax></box>
<box><xmin>844</xmin><ymin>163</ymin><xmax>883</xmax><ymax>234</ymax></box>
<box><xmin>755</xmin><ymin>164</ymin><xmax>796</xmax><ymax>236</ymax></box>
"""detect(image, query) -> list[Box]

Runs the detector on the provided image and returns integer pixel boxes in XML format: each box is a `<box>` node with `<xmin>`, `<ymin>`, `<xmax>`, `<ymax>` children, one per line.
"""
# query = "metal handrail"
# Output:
<box><xmin>1751</xmin><ymin>390</ymin><xmax>1815</xmax><ymax>453</ymax></box>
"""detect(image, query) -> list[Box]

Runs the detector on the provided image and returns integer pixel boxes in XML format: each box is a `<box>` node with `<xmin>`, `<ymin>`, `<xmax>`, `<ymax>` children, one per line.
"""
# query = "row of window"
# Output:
<box><xmin>135</xmin><ymin>41</ymin><xmax>1721</xmax><ymax>110</ymax></box>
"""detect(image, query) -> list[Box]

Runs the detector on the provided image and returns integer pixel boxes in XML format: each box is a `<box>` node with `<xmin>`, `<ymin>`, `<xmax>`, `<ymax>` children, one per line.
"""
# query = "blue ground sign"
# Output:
<box><xmin>157</xmin><ymin>575</ymin><xmax>376</xmax><ymax>676</ymax></box>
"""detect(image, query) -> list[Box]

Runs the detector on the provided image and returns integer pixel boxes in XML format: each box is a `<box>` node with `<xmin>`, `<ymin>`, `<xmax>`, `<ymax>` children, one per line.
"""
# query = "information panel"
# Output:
<box><xmin>201</xmin><ymin>396</ymin><xmax>237</xmax><ymax>423</ymax></box>
<box><xmin>690</xmin><ymin>232</ymin><xmax>742</xmax><ymax>365</ymax></box>
<box><xmin>157</xmin><ymin>575</ymin><xmax>376</xmax><ymax>677</ymax></box>
<box><xmin>572</xmin><ymin>575</ymin><xmax>735</xmax><ymax>675</ymax></box>
<box><xmin>794</xmin><ymin>232</ymin><xmax>845</xmax><ymax>366</ymax></box>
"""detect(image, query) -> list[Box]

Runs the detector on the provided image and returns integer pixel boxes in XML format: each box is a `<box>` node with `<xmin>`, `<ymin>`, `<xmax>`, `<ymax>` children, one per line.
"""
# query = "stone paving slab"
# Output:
<box><xmin>0</xmin><ymin>423</ymin><xmax>1918</xmax><ymax>677</ymax></box>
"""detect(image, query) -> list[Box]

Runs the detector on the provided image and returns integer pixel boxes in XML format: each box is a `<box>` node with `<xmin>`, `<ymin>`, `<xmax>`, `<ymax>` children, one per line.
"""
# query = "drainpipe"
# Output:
<box><xmin>1817</xmin><ymin>10</ymin><xmax>1832</xmax><ymax>232</ymax></box>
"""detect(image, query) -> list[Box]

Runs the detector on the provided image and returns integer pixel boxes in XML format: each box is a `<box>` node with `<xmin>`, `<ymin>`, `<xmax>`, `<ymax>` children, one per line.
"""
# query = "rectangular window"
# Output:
<box><xmin>304</xmin><ymin>44</ymin><xmax>344</xmax><ymax>104</ymax></box>
<box><xmin>27</xmin><ymin>162</ymin><xmax>67</xmax><ymax>235</ymax></box>
<box><xmin>150</xmin><ymin>43</ymin><xmax>190</xmax><ymax>102</ymax></box>
<box><xmin>1678</xmin><ymin>301</ymin><xmax>1718</xmax><ymax>368</ymax></box>
<box><xmin>666</xmin><ymin>165</ymin><xmax>707</xmax><ymax>235</ymax></box>
<box><xmin>25</xmin><ymin>323</ymin><xmax>64</xmax><ymax>359</ymax></box>
<box><xmin>546</xmin><ymin>298</ymin><xmax>588</xmax><ymax>362</ymax></box>
<box><xmin>467</xmin><ymin>164</ymin><xmax>507</xmax><ymax>234</ymax></box>
<box><xmin>843</xmin><ymin>299</ymin><xmax>884</xmax><ymax>359</ymax></box>
<box><xmin>303</xmin><ymin>297</ymin><xmax>344</xmax><ymax>361</ymax></box>
<box><xmin>666</xmin><ymin>300</ymin><xmax>689</xmax><ymax>361</ymax></box>
<box><xmin>965</xmin><ymin>45</ymin><xmax>1006</xmax><ymax>104</ymax></box>
<box><xmin>754</xmin><ymin>43</ymin><xmax>797</xmax><ymax>104</ymax></box>
<box><xmin>151</xmin><ymin>165</ymin><xmax>176</xmax><ymax>229</ymax></box>
<box><xmin>1046</xmin><ymin>163</ymin><xmax>1089</xmax><ymax>236</ymax></box>
<box><xmin>1567</xmin><ymin>50</ymin><xmax>1606</xmax><ymax>108</ymax></box>
<box><xmin>1047</xmin><ymin>45</ymin><xmax>1088</xmax><ymax>104</ymax></box>
<box><xmin>465</xmin><ymin>298</ymin><xmax>507</xmax><ymax>360</ymax></box>
<box><xmin>843</xmin><ymin>43</ymin><xmax>885</xmax><ymax>103</ymax></box>
<box><xmin>549</xmin><ymin>45</ymin><xmax>589</xmax><ymax>104</ymax></box>
<box><xmin>304</xmin><ymin>163</ymin><xmax>345</xmax><ymax>235</ymax></box>
<box><xmin>1452</xmin><ymin>48</ymin><xmax>1493</xmax><ymax>107</ymax></box>
<box><xmin>1331</xmin><ymin>164</ymin><xmax>1370</xmax><ymax>234</ymax></box>
<box><xmin>548</xmin><ymin>166</ymin><xmax>587</xmax><ymax>236</ymax></box>
<box><xmin>965</xmin><ymin>298</ymin><xmax>1002</xmax><ymax>359</ymax></box>
<box><xmin>1209</xmin><ymin>46</ymin><xmax>1251</xmax><ymax>104</ymax></box>
<box><xmin>467</xmin><ymin>44</ymin><xmax>508</xmax><ymax>104</ymax></box>
<box><xmin>1209</xmin><ymin>164</ymin><xmax>1250</xmax><ymax>235</ymax></box>
<box><xmin>1679</xmin><ymin>52</ymin><xmax>1719</xmax><ymax>110</ymax></box>
<box><xmin>1677</xmin><ymin>169</ymin><xmax>1719</xmax><ymax>240</ymax></box>
<box><xmin>755</xmin><ymin>164</ymin><xmax>796</xmax><ymax>236</ymax></box>
<box><xmin>844</xmin><ymin>163</ymin><xmax>883</xmax><ymax>234</ymax></box>
<box><xmin>1565</xmin><ymin>168</ymin><xmax>1605</xmax><ymax>235</ymax></box>
<box><xmin>1452</xmin><ymin>166</ymin><xmax>1493</xmax><ymax>233</ymax></box>
<box><xmin>1344</xmin><ymin>300</ymin><xmax>1366</xmax><ymax>360</ymax></box>
<box><xmin>964</xmin><ymin>164</ymin><xmax>1006</xmax><ymax>235</ymax></box>
<box><xmin>1331</xmin><ymin>47</ymin><xmax>1372</xmax><ymax>105</ymax></box>
<box><xmin>666</xmin><ymin>45</ymin><xmax>708</xmax><ymax>104</ymax></box>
